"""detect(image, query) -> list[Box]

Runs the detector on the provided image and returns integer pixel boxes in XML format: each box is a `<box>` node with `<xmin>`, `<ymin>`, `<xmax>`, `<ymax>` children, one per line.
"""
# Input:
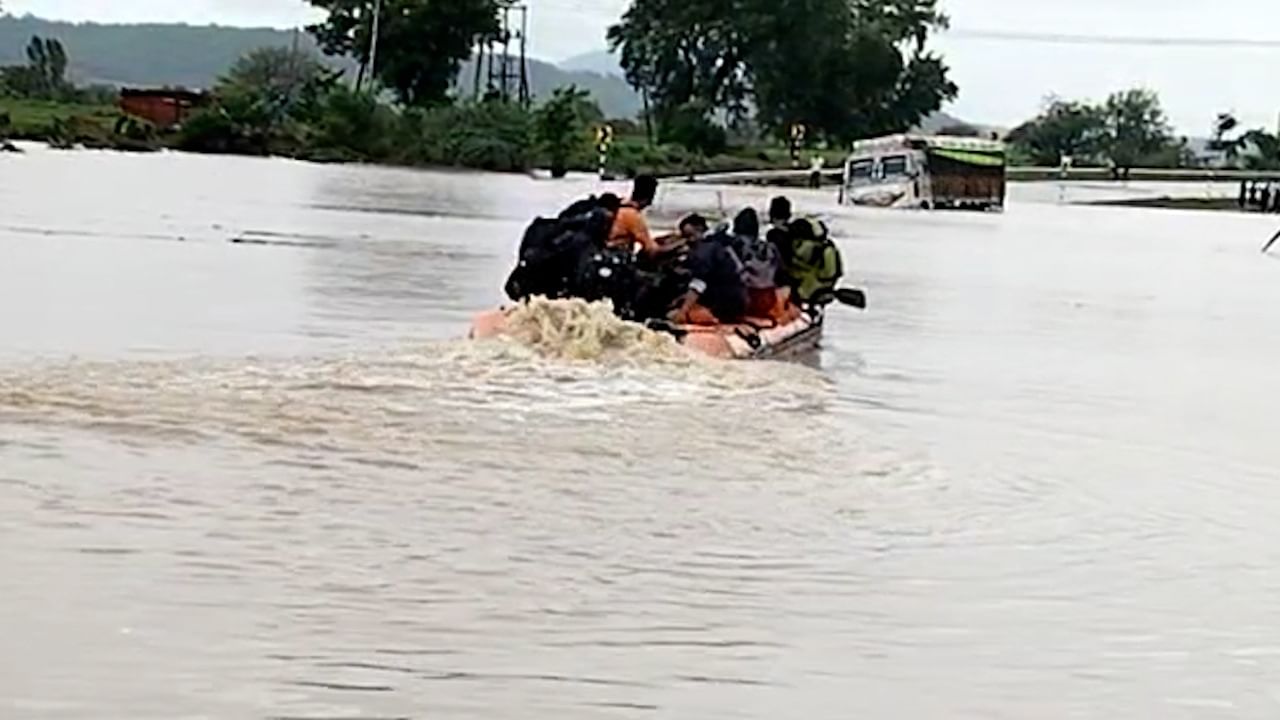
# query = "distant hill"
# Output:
<box><xmin>0</xmin><ymin>14</ymin><xmax>312</xmax><ymax>88</ymax></box>
<box><xmin>560</xmin><ymin>50</ymin><xmax>623</xmax><ymax>78</ymax></box>
<box><xmin>0</xmin><ymin>14</ymin><xmax>643</xmax><ymax>117</ymax></box>
<box><xmin>458</xmin><ymin>55</ymin><xmax>641</xmax><ymax>118</ymax></box>
<box><xmin>914</xmin><ymin>111</ymin><xmax>1004</xmax><ymax>138</ymax></box>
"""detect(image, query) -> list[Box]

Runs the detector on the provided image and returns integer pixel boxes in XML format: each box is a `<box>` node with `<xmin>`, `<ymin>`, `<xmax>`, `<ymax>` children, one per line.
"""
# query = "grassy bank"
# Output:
<box><xmin>0</xmin><ymin>98</ymin><xmax>116</xmax><ymax>135</ymax></box>
<box><xmin>0</xmin><ymin>97</ymin><xmax>160</xmax><ymax>151</ymax></box>
<box><xmin>0</xmin><ymin>96</ymin><xmax>845</xmax><ymax>177</ymax></box>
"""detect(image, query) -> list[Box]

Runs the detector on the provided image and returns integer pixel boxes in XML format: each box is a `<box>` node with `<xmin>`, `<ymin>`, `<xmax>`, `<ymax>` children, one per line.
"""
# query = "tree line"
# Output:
<box><xmin>1207</xmin><ymin>112</ymin><xmax>1280</xmax><ymax>171</ymax></box>
<box><xmin>178</xmin><ymin>46</ymin><xmax>747</xmax><ymax>176</ymax></box>
<box><xmin>0</xmin><ymin>35</ymin><xmax>114</xmax><ymax>105</ymax></box>
<box><xmin>607</xmin><ymin>0</ymin><xmax>955</xmax><ymax>152</ymax></box>
<box><xmin>1006</xmin><ymin>90</ymin><xmax>1190</xmax><ymax>177</ymax></box>
<box><xmin>4</xmin><ymin>0</ymin><xmax>960</xmax><ymax>170</ymax></box>
<box><xmin>1007</xmin><ymin>90</ymin><xmax>1280</xmax><ymax>175</ymax></box>
<box><xmin>299</xmin><ymin>0</ymin><xmax>956</xmax><ymax>153</ymax></box>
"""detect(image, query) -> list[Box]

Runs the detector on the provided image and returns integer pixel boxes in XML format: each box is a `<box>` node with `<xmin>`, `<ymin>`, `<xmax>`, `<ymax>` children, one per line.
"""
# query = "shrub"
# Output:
<box><xmin>401</xmin><ymin>100</ymin><xmax>534</xmax><ymax>172</ymax></box>
<box><xmin>657</xmin><ymin>101</ymin><xmax>728</xmax><ymax>156</ymax></box>
<box><xmin>308</xmin><ymin>86</ymin><xmax>398</xmax><ymax>161</ymax></box>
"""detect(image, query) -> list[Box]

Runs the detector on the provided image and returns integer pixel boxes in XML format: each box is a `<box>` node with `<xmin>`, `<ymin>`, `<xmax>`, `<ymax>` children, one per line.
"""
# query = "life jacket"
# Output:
<box><xmin>729</xmin><ymin>232</ymin><xmax>781</xmax><ymax>290</ymax></box>
<box><xmin>683</xmin><ymin>230</ymin><xmax>749</xmax><ymax>323</ymax></box>
<box><xmin>780</xmin><ymin>217</ymin><xmax>843</xmax><ymax>305</ymax></box>
<box><xmin>504</xmin><ymin>197</ymin><xmax>613</xmax><ymax>302</ymax></box>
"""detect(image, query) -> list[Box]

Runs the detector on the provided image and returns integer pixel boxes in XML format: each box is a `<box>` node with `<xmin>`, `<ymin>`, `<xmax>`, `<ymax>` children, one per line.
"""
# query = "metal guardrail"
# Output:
<box><xmin>679</xmin><ymin>166</ymin><xmax>1280</xmax><ymax>185</ymax></box>
<box><xmin>676</xmin><ymin>168</ymin><xmax>845</xmax><ymax>185</ymax></box>
<box><xmin>1008</xmin><ymin>167</ymin><xmax>1280</xmax><ymax>182</ymax></box>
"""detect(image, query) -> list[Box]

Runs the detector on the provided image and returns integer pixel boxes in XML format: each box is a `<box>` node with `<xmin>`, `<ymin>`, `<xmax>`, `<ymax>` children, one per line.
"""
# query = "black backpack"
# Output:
<box><xmin>572</xmin><ymin>245</ymin><xmax>639</xmax><ymax>317</ymax></box>
<box><xmin>504</xmin><ymin>200</ymin><xmax>613</xmax><ymax>302</ymax></box>
<box><xmin>558</xmin><ymin>195</ymin><xmax>604</xmax><ymax>219</ymax></box>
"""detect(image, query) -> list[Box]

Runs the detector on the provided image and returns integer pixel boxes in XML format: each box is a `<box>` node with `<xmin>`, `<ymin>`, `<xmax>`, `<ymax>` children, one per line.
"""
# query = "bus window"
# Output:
<box><xmin>849</xmin><ymin>159</ymin><xmax>874</xmax><ymax>183</ymax></box>
<box><xmin>881</xmin><ymin>155</ymin><xmax>909</xmax><ymax>178</ymax></box>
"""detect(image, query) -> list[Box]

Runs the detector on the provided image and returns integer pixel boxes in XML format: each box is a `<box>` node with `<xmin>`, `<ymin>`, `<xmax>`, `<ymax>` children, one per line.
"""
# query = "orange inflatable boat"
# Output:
<box><xmin>470</xmin><ymin>305</ymin><xmax>824</xmax><ymax>360</ymax></box>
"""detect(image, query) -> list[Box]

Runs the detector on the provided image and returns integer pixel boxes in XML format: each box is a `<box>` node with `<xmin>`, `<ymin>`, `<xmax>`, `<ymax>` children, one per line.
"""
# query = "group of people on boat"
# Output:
<box><xmin>503</xmin><ymin>175</ymin><xmax>845</xmax><ymax>329</ymax></box>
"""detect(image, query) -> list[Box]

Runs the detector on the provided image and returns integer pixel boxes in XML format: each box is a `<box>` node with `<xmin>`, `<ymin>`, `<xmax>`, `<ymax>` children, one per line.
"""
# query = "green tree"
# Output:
<box><xmin>1213</xmin><ymin>112</ymin><xmax>1239</xmax><ymax>143</ymax></box>
<box><xmin>8</xmin><ymin>35</ymin><xmax>71</xmax><ymax>99</ymax></box>
<box><xmin>607</xmin><ymin>0</ymin><xmax>751</xmax><ymax>147</ymax></box>
<box><xmin>308</xmin><ymin>84</ymin><xmax>400</xmax><ymax>160</ymax></box>
<box><xmin>1238</xmin><ymin>129</ymin><xmax>1280</xmax><ymax>171</ymax></box>
<box><xmin>608</xmin><ymin>0</ymin><xmax>954</xmax><ymax>148</ymax></box>
<box><xmin>181</xmin><ymin>47</ymin><xmax>335</xmax><ymax>155</ymax></box>
<box><xmin>536</xmin><ymin>85</ymin><xmax>594</xmax><ymax>178</ymax></box>
<box><xmin>1006</xmin><ymin>99</ymin><xmax>1107</xmax><ymax>166</ymax></box>
<box><xmin>307</xmin><ymin>0</ymin><xmax>499</xmax><ymax>106</ymax></box>
<box><xmin>1099</xmin><ymin>89</ymin><xmax>1175</xmax><ymax>177</ymax></box>
<box><xmin>751</xmin><ymin>0</ymin><xmax>955</xmax><ymax>143</ymax></box>
<box><xmin>1208</xmin><ymin>112</ymin><xmax>1242</xmax><ymax>164</ymax></box>
<box><xmin>657</xmin><ymin>99</ymin><xmax>726</xmax><ymax>155</ymax></box>
<box><xmin>217</xmin><ymin>46</ymin><xmax>333</xmax><ymax>125</ymax></box>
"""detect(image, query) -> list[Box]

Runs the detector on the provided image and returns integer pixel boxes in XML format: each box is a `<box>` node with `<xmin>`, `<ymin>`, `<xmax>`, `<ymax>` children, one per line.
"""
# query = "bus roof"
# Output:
<box><xmin>848</xmin><ymin>133</ymin><xmax>1005</xmax><ymax>158</ymax></box>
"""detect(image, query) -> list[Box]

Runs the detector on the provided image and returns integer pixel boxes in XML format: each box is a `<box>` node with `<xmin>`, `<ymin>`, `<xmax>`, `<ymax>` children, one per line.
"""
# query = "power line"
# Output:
<box><xmin>944</xmin><ymin>29</ymin><xmax>1280</xmax><ymax>48</ymax></box>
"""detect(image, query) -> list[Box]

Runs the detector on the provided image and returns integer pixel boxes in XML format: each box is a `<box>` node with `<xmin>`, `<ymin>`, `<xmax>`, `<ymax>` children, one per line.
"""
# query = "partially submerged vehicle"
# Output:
<box><xmin>840</xmin><ymin>134</ymin><xmax>1007</xmax><ymax>211</ymax></box>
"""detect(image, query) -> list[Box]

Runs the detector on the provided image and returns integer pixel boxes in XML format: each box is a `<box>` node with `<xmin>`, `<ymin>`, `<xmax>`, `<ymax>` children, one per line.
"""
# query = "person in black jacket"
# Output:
<box><xmin>669</xmin><ymin>214</ymin><xmax>748</xmax><ymax>325</ymax></box>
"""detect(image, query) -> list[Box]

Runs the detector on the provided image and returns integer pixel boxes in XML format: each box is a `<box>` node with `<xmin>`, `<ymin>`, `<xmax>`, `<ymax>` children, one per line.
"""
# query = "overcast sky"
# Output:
<box><xmin>6</xmin><ymin>0</ymin><xmax>1279</xmax><ymax>134</ymax></box>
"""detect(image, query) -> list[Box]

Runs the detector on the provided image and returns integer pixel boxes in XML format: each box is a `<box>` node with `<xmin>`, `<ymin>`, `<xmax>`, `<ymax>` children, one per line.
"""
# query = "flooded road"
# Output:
<box><xmin>3</xmin><ymin>146</ymin><xmax>1280</xmax><ymax>719</ymax></box>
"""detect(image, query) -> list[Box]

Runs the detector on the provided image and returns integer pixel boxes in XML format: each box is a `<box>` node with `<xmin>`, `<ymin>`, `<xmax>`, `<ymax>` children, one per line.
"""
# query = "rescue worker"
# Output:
<box><xmin>782</xmin><ymin>216</ymin><xmax>844</xmax><ymax>306</ymax></box>
<box><xmin>808</xmin><ymin>155</ymin><xmax>825</xmax><ymax>189</ymax></box>
<box><xmin>608</xmin><ymin>175</ymin><xmax>664</xmax><ymax>256</ymax></box>
<box><xmin>729</xmin><ymin>208</ymin><xmax>793</xmax><ymax>322</ymax></box>
<box><xmin>766</xmin><ymin>196</ymin><xmax>795</xmax><ymax>278</ymax></box>
<box><xmin>669</xmin><ymin>214</ymin><xmax>749</xmax><ymax>325</ymax></box>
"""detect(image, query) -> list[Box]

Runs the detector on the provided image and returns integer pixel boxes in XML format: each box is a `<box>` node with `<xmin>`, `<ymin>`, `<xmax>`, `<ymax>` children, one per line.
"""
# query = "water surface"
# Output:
<box><xmin>3</xmin><ymin>146</ymin><xmax>1280</xmax><ymax>719</ymax></box>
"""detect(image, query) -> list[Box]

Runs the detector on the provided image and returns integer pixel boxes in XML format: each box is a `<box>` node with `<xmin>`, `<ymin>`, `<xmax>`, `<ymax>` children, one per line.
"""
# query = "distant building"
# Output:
<box><xmin>118</xmin><ymin>89</ymin><xmax>207</xmax><ymax>130</ymax></box>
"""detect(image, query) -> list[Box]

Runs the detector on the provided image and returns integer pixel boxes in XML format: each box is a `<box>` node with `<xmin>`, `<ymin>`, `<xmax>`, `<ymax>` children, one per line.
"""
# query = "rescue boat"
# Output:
<box><xmin>469</xmin><ymin>306</ymin><xmax>824</xmax><ymax>361</ymax></box>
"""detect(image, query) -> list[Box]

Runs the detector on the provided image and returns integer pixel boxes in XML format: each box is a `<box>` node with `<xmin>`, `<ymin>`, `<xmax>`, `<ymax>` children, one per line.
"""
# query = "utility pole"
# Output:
<box><xmin>500</xmin><ymin>8</ymin><xmax>511</xmax><ymax>102</ymax></box>
<box><xmin>473</xmin><ymin>42</ymin><xmax>485</xmax><ymax>98</ymax></box>
<box><xmin>366</xmin><ymin>0</ymin><xmax>383</xmax><ymax>92</ymax></box>
<box><xmin>475</xmin><ymin>1</ymin><xmax>530</xmax><ymax>107</ymax></box>
<box><xmin>518</xmin><ymin>4</ymin><xmax>530</xmax><ymax>107</ymax></box>
<box><xmin>641</xmin><ymin>87</ymin><xmax>654</xmax><ymax>147</ymax></box>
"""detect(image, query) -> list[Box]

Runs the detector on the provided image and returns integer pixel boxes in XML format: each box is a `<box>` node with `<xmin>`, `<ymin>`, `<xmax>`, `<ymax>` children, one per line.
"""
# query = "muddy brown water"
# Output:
<box><xmin>3</xmin><ymin>146</ymin><xmax>1280</xmax><ymax>719</ymax></box>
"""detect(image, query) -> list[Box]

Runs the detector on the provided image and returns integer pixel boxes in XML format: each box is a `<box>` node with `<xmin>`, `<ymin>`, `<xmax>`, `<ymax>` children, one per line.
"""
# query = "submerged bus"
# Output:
<box><xmin>839</xmin><ymin>134</ymin><xmax>1007</xmax><ymax>211</ymax></box>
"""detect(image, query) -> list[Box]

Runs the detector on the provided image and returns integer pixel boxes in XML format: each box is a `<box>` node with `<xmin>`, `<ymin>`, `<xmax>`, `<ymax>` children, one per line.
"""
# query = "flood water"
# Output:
<box><xmin>3</xmin><ymin>145</ymin><xmax>1280</xmax><ymax>719</ymax></box>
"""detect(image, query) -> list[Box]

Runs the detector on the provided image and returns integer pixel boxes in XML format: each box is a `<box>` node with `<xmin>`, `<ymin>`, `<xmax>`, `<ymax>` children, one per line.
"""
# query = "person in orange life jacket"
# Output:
<box><xmin>669</xmin><ymin>214</ymin><xmax>749</xmax><ymax>326</ymax></box>
<box><xmin>607</xmin><ymin>175</ymin><xmax>669</xmax><ymax>257</ymax></box>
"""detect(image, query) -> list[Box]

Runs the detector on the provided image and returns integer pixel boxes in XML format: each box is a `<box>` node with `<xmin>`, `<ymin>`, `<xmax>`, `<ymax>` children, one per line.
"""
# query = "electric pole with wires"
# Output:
<box><xmin>473</xmin><ymin>1</ymin><xmax>530</xmax><ymax>107</ymax></box>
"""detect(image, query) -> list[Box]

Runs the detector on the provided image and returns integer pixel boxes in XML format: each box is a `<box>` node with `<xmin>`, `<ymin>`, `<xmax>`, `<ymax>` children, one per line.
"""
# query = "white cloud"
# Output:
<box><xmin>4</xmin><ymin>0</ymin><xmax>320</xmax><ymax>27</ymax></box>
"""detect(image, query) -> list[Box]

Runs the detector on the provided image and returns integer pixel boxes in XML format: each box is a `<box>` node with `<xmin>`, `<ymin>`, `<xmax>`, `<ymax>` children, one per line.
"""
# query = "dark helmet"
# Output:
<box><xmin>598</xmin><ymin>193</ymin><xmax>622</xmax><ymax>213</ymax></box>
<box><xmin>678</xmin><ymin>213</ymin><xmax>709</xmax><ymax>237</ymax></box>
<box><xmin>632</xmin><ymin>175</ymin><xmax>659</xmax><ymax>206</ymax></box>
<box><xmin>769</xmin><ymin>196</ymin><xmax>792</xmax><ymax>224</ymax></box>
<box><xmin>732</xmin><ymin>207</ymin><xmax>760</xmax><ymax>239</ymax></box>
